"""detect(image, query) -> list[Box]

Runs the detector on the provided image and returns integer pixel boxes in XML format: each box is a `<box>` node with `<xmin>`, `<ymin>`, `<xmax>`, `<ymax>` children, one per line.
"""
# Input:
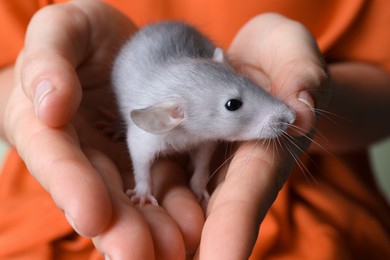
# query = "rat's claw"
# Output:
<box><xmin>202</xmin><ymin>190</ymin><xmax>210</xmax><ymax>203</ymax></box>
<box><xmin>190</xmin><ymin>181</ymin><xmax>210</xmax><ymax>203</ymax></box>
<box><xmin>126</xmin><ymin>189</ymin><xmax>159</xmax><ymax>206</ymax></box>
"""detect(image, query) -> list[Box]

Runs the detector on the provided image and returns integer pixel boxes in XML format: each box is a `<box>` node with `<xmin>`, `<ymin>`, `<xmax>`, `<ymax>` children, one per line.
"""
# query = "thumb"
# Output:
<box><xmin>18</xmin><ymin>3</ymin><xmax>89</xmax><ymax>127</ymax></box>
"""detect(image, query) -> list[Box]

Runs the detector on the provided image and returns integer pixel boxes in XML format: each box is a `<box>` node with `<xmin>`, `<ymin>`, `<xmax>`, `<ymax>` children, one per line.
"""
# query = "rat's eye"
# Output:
<box><xmin>225</xmin><ymin>99</ymin><xmax>243</xmax><ymax>111</ymax></box>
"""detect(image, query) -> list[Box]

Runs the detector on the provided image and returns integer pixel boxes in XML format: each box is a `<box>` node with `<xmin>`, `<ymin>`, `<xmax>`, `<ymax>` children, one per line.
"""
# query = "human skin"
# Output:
<box><xmin>1</xmin><ymin>0</ymin><xmax>389</xmax><ymax>259</ymax></box>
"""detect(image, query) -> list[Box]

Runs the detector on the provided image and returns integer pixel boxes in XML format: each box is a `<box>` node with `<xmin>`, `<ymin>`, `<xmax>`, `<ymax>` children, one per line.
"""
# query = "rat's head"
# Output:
<box><xmin>130</xmin><ymin>48</ymin><xmax>295</xmax><ymax>141</ymax></box>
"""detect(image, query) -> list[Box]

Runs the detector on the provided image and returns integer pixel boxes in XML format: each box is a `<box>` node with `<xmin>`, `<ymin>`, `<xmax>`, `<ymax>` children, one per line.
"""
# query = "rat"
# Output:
<box><xmin>111</xmin><ymin>21</ymin><xmax>295</xmax><ymax>206</ymax></box>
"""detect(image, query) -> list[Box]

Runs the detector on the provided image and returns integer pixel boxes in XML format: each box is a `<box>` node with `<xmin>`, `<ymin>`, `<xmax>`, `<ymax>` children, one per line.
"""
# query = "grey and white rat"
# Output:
<box><xmin>111</xmin><ymin>21</ymin><xmax>295</xmax><ymax>206</ymax></box>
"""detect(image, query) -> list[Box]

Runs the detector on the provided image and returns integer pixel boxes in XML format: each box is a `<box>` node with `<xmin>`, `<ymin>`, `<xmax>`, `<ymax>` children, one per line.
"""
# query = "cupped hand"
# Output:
<box><xmin>4</xmin><ymin>2</ymin><xmax>329</xmax><ymax>258</ymax></box>
<box><xmin>196</xmin><ymin>14</ymin><xmax>329</xmax><ymax>259</ymax></box>
<box><xmin>4</xmin><ymin>0</ymin><xmax>204</xmax><ymax>258</ymax></box>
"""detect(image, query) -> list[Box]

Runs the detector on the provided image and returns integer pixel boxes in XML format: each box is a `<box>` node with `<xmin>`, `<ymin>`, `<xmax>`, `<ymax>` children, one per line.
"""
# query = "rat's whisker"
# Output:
<box><xmin>286</xmin><ymin>124</ymin><xmax>335</xmax><ymax>160</ymax></box>
<box><xmin>207</xmin><ymin>146</ymin><xmax>237</xmax><ymax>185</ymax></box>
<box><xmin>279</xmin><ymin>132</ymin><xmax>317</xmax><ymax>184</ymax></box>
<box><xmin>237</xmin><ymin>138</ymin><xmax>265</xmax><ymax>176</ymax></box>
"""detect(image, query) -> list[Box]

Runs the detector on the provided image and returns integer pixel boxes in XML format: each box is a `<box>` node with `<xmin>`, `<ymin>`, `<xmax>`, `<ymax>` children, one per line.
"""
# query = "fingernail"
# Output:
<box><xmin>34</xmin><ymin>80</ymin><xmax>54</xmax><ymax>117</ymax></box>
<box><xmin>297</xmin><ymin>91</ymin><xmax>315</xmax><ymax>117</ymax></box>
<box><xmin>65</xmin><ymin>212</ymin><xmax>80</xmax><ymax>234</ymax></box>
<box><xmin>104</xmin><ymin>254</ymin><xmax>111</xmax><ymax>260</ymax></box>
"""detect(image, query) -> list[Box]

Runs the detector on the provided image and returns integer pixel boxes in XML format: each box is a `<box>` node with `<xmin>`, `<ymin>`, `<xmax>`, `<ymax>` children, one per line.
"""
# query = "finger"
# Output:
<box><xmin>152</xmin><ymin>160</ymin><xmax>205</xmax><ymax>255</ymax></box>
<box><xmin>229</xmin><ymin>13</ymin><xmax>329</xmax><ymax>136</ymax></box>
<box><xmin>88</xmin><ymin>149</ymin><xmax>186</xmax><ymax>260</ymax></box>
<box><xmin>85</xmin><ymin>149</ymin><xmax>155</xmax><ymax>259</ymax></box>
<box><xmin>199</xmin><ymin>141</ymin><xmax>290</xmax><ymax>259</ymax></box>
<box><xmin>140</xmin><ymin>205</ymin><xmax>186</xmax><ymax>260</ymax></box>
<box><xmin>93</xmin><ymin>202</ymin><xmax>155</xmax><ymax>260</ymax></box>
<box><xmin>20</xmin><ymin>3</ymin><xmax>89</xmax><ymax>127</ymax></box>
<box><xmin>6</xmin><ymin>87</ymin><xmax>111</xmax><ymax>237</ymax></box>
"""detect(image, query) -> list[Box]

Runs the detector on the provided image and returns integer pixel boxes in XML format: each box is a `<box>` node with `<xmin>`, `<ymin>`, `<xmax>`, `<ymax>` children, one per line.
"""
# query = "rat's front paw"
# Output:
<box><xmin>191</xmin><ymin>189</ymin><xmax>210</xmax><ymax>204</ymax></box>
<box><xmin>190</xmin><ymin>179</ymin><xmax>210</xmax><ymax>203</ymax></box>
<box><xmin>202</xmin><ymin>190</ymin><xmax>210</xmax><ymax>203</ymax></box>
<box><xmin>126</xmin><ymin>189</ymin><xmax>159</xmax><ymax>207</ymax></box>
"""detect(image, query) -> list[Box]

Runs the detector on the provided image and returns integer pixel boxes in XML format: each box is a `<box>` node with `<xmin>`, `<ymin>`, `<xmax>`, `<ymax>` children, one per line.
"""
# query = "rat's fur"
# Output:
<box><xmin>112</xmin><ymin>21</ymin><xmax>295</xmax><ymax>205</ymax></box>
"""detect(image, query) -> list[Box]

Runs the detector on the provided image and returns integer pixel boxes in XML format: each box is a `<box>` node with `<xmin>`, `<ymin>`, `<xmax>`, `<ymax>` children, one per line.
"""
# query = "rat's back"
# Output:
<box><xmin>113</xmin><ymin>21</ymin><xmax>216</xmax><ymax>76</ymax></box>
<box><xmin>111</xmin><ymin>21</ymin><xmax>216</xmax><ymax>121</ymax></box>
<box><xmin>128</xmin><ymin>21</ymin><xmax>215</xmax><ymax>64</ymax></box>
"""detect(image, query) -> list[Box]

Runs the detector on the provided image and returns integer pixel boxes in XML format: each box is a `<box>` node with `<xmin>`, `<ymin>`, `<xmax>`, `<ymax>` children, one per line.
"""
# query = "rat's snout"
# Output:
<box><xmin>281</xmin><ymin>109</ymin><xmax>296</xmax><ymax>127</ymax></box>
<box><xmin>263</xmin><ymin>108</ymin><xmax>295</xmax><ymax>137</ymax></box>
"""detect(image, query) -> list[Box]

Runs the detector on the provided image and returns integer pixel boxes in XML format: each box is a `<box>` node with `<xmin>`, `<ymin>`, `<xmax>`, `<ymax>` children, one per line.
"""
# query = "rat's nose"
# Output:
<box><xmin>279</xmin><ymin>109</ymin><xmax>295</xmax><ymax>128</ymax></box>
<box><xmin>266</xmin><ymin>108</ymin><xmax>296</xmax><ymax>136</ymax></box>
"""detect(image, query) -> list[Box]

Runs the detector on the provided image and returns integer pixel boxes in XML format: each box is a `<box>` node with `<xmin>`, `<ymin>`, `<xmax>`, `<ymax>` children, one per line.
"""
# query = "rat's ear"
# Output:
<box><xmin>130</xmin><ymin>101</ymin><xmax>185</xmax><ymax>134</ymax></box>
<box><xmin>212</xmin><ymin>47</ymin><xmax>225</xmax><ymax>63</ymax></box>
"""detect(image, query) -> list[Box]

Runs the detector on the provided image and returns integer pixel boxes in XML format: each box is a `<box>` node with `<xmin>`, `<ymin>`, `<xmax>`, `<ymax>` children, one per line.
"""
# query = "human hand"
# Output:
<box><xmin>4</xmin><ymin>0</ymin><xmax>206</xmax><ymax>258</ymax></box>
<box><xmin>3</xmin><ymin>2</ymin><xmax>328</xmax><ymax>258</ymax></box>
<box><xmin>196</xmin><ymin>14</ymin><xmax>329</xmax><ymax>259</ymax></box>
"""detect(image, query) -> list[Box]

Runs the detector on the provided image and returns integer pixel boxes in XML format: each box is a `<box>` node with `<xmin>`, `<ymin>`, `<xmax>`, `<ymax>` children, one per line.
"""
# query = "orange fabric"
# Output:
<box><xmin>0</xmin><ymin>0</ymin><xmax>389</xmax><ymax>259</ymax></box>
<box><xmin>0</xmin><ymin>149</ymin><xmax>100</xmax><ymax>260</ymax></box>
<box><xmin>251</xmin><ymin>153</ymin><xmax>390</xmax><ymax>259</ymax></box>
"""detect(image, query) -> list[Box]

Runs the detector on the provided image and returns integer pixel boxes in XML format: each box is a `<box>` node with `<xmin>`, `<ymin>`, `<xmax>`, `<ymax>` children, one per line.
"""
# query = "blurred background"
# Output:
<box><xmin>1</xmin><ymin>138</ymin><xmax>389</xmax><ymax>201</ymax></box>
<box><xmin>370</xmin><ymin>138</ymin><xmax>390</xmax><ymax>201</ymax></box>
<box><xmin>0</xmin><ymin>140</ymin><xmax>7</xmax><ymax>168</ymax></box>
